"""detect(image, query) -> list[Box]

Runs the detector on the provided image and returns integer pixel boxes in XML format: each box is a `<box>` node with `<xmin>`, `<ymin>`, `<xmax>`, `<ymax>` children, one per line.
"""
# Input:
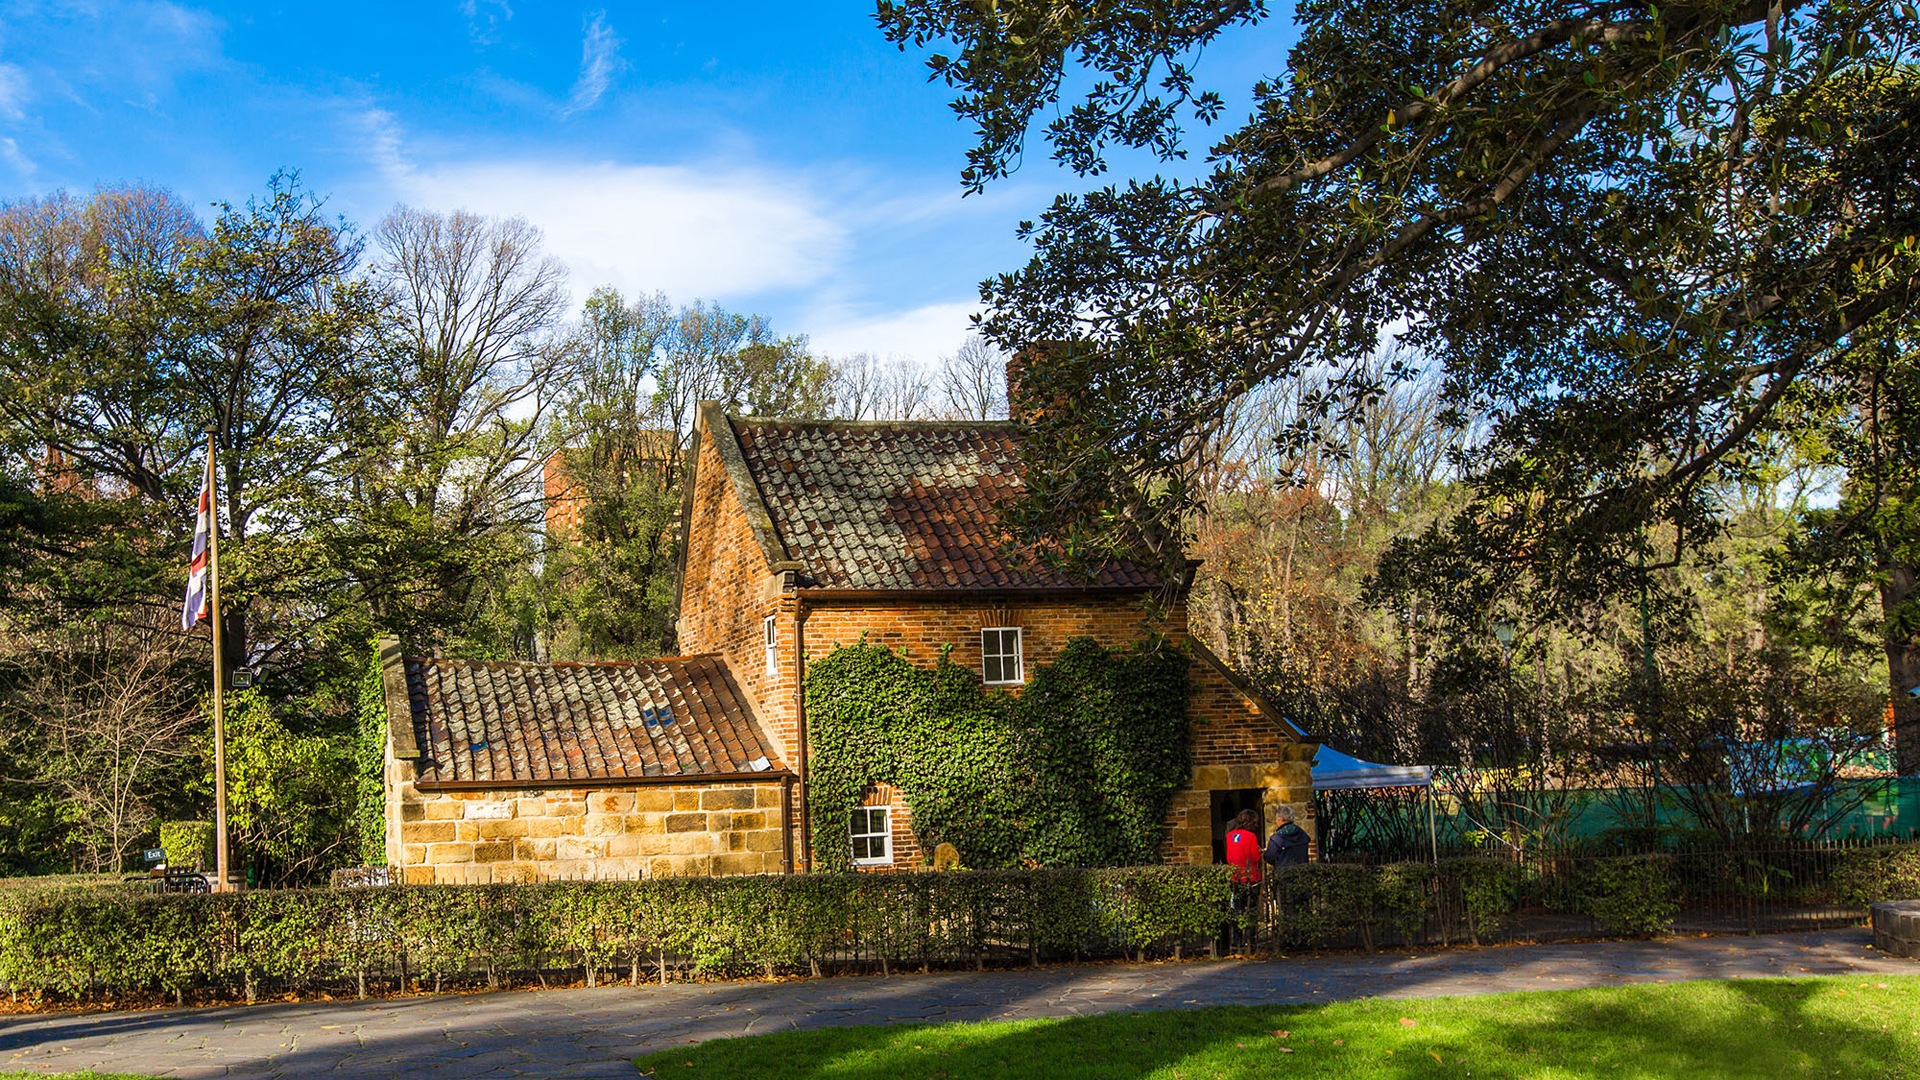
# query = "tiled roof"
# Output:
<box><xmin>403</xmin><ymin>654</ymin><xmax>785</xmax><ymax>786</ymax></box>
<box><xmin>729</xmin><ymin>417</ymin><xmax>1158</xmax><ymax>590</ymax></box>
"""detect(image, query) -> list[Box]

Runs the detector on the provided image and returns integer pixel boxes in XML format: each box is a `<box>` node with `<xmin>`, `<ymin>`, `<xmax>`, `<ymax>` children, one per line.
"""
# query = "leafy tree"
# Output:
<box><xmin>546</xmin><ymin>288</ymin><xmax>837</xmax><ymax>658</ymax></box>
<box><xmin>882</xmin><ymin>0</ymin><xmax>1920</xmax><ymax>765</ymax></box>
<box><xmin>327</xmin><ymin>206</ymin><xmax>568</xmax><ymax>659</ymax></box>
<box><xmin>0</xmin><ymin>175</ymin><xmax>383</xmax><ymax>678</ymax></box>
<box><xmin>1772</xmin><ymin>333</ymin><xmax>1920</xmax><ymax>771</ymax></box>
<box><xmin>211</xmin><ymin>689</ymin><xmax>355</xmax><ymax>886</ymax></box>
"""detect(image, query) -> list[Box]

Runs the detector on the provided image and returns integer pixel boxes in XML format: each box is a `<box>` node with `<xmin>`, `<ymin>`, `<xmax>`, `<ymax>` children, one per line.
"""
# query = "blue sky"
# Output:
<box><xmin>0</xmin><ymin>1</ymin><xmax>1294</xmax><ymax>366</ymax></box>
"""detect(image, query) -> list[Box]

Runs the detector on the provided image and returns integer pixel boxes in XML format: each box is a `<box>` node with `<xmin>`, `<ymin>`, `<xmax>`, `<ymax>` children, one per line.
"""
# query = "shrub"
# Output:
<box><xmin>1831</xmin><ymin>843</ymin><xmax>1920</xmax><ymax>907</ymax></box>
<box><xmin>1581</xmin><ymin>855</ymin><xmax>1678</xmax><ymax>936</ymax></box>
<box><xmin>157</xmin><ymin>821</ymin><xmax>216</xmax><ymax>872</ymax></box>
<box><xmin>0</xmin><ymin>865</ymin><xmax>1235</xmax><ymax>1003</ymax></box>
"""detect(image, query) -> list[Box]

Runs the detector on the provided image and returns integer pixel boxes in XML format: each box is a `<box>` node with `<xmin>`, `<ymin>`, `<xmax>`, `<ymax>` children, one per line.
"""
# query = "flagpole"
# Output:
<box><xmin>206</xmin><ymin>431</ymin><xmax>230</xmax><ymax>893</ymax></box>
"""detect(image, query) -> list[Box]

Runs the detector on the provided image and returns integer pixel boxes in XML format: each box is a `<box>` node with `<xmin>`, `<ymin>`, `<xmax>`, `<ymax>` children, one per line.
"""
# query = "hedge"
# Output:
<box><xmin>6</xmin><ymin>842</ymin><xmax>1915</xmax><ymax>1006</ymax></box>
<box><xmin>1264</xmin><ymin>841</ymin><xmax>1920</xmax><ymax>950</ymax></box>
<box><xmin>0</xmin><ymin>866</ymin><xmax>1233</xmax><ymax>1004</ymax></box>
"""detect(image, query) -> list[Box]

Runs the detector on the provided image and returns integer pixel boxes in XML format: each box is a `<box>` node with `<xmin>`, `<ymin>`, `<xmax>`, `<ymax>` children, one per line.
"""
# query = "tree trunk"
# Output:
<box><xmin>1884</xmin><ymin>559</ymin><xmax>1920</xmax><ymax>776</ymax></box>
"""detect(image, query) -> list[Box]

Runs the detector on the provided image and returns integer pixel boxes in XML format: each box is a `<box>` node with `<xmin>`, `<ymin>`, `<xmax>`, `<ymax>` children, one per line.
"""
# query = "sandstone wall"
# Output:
<box><xmin>385</xmin><ymin>748</ymin><xmax>788</xmax><ymax>885</ymax></box>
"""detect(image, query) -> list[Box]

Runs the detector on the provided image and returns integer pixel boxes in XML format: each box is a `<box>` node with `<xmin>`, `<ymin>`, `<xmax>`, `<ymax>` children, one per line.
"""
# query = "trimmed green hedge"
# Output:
<box><xmin>0</xmin><ymin>866</ymin><xmax>1232</xmax><ymax>1003</ymax></box>
<box><xmin>1264</xmin><ymin>842</ymin><xmax>1920</xmax><ymax>949</ymax></box>
<box><xmin>6</xmin><ymin>842</ymin><xmax>1914</xmax><ymax>1004</ymax></box>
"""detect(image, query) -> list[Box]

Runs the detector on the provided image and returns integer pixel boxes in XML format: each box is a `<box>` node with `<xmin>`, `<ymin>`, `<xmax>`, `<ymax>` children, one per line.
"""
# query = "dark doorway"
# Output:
<box><xmin>1209</xmin><ymin>788</ymin><xmax>1265</xmax><ymax>864</ymax></box>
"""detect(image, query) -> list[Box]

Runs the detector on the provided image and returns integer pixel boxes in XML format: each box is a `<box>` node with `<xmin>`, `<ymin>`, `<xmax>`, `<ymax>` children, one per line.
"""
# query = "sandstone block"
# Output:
<box><xmin>401</xmin><ymin>866</ymin><xmax>435</xmax><ymax>885</ymax></box>
<box><xmin>400</xmin><ymin>802</ymin><xmax>425</xmax><ymax>822</ymax></box>
<box><xmin>525</xmin><ymin>817</ymin><xmax>570</xmax><ymax>839</ymax></box>
<box><xmin>547</xmin><ymin>799</ymin><xmax>586</xmax><ymax>817</ymax></box>
<box><xmin>583</xmin><ymin>814</ymin><xmax>626</xmax><ymax>838</ymax></box>
<box><xmin>424</xmin><ymin>801</ymin><xmax>464</xmax><ymax>821</ymax></box>
<box><xmin>473</xmin><ymin>841</ymin><xmax>513</xmax><ymax>863</ymax></box>
<box><xmin>588</xmin><ymin>791</ymin><xmax>636</xmax><ymax>814</ymax></box>
<box><xmin>465</xmin><ymin>800</ymin><xmax>514</xmax><ymax>820</ymax></box>
<box><xmin>557</xmin><ymin>838</ymin><xmax>604</xmax><ymax>861</ymax></box>
<box><xmin>427</xmin><ymin>842</ymin><xmax>474</xmax><ymax>864</ymax></box>
<box><xmin>477</xmin><ymin>819</ymin><xmax>529</xmax><ymax>840</ymax></box>
<box><xmin>605</xmin><ymin>835</ymin><xmax>640</xmax><ymax>858</ymax></box>
<box><xmin>669</xmin><ymin>831</ymin><xmax>715</xmax><ymax>856</ymax></box>
<box><xmin>400</xmin><ymin>844</ymin><xmax>427</xmax><ymax>864</ymax></box>
<box><xmin>756</xmin><ymin>787</ymin><xmax>784</xmax><ymax>808</ymax></box>
<box><xmin>625</xmin><ymin>813</ymin><xmax>664</xmax><ymax>835</ymax></box>
<box><xmin>632</xmin><ymin>789</ymin><xmax>676</xmax><ymax>813</ymax></box>
<box><xmin>673</xmin><ymin>790</ymin><xmax>701</xmax><ymax>811</ymax></box>
<box><xmin>665</xmin><ymin>812</ymin><xmax>709</xmax><ymax>834</ymax></box>
<box><xmin>712</xmin><ymin>853</ymin><xmax>765</xmax><ymax>877</ymax></box>
<box><xmin>745</xmin><ymin>828</ymin><xmax>784</xmax><ymax>852</ymax></box>
<box><xmin>455</xmin><ymin>823</ymin><xmax>479</xmax><ymax>842</ymax></box>
<box><xmin>515</xmin><ymin>838</ymin><xmax>557</xmax><ymax>862</ymax></box>
<box><xmin>701</xmin><ymin>788</ymin><xmax>756</xmax><ymax>811</ymax></box>
<box><xmin>494</xmin><ymin>863</ymin><xmax>539</xmax><ymax>884</ymax></box>
<box><xmin>403</xmin><ymin>821</ymin><xmax>456</xmax><ymax>845</ymax></box>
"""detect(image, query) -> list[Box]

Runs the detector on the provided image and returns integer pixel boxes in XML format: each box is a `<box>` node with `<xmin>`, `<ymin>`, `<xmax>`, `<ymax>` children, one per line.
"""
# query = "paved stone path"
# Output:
<box><xmin>2</xmin><ymin>929</ymin><xmax>1914</xmax><ymax>1079</ymax></box>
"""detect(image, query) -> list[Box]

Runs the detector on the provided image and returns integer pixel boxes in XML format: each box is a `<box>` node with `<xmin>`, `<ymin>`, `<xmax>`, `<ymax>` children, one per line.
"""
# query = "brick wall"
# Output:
<box><xmin>799</xmin><ymin>593</ymin><xmax>1168</xmax><ymax>676</ymax></box>
<box><xmin>677</xmin><ymin>424</ymin><xmax>795</xmax><ymax>758</ymax></box>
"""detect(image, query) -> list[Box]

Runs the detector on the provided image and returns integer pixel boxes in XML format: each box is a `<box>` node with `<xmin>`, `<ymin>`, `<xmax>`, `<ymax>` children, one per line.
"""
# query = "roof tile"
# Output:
<box><xmin>730</xmin><ymin>418</ymin><xmax>1158</xmax><ymax>590</ymax></box>
<box><xmin>404</xmin><ymin>654</ymin><xmax>784</xmax><ymax>786</ymax></box>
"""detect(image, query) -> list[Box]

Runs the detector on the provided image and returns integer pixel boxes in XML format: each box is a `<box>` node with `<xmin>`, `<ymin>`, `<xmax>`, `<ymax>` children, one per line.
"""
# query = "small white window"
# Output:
<box><xmin>850</xmin><ymin>806</ymin><xmax>892</xmax><ymax>866</ymax></box>
<box><xmin>764</xmin><ymin>615</ymin><xmax>778</xmax><ymax>677</ymax></box>
<box><xmin>981</xmin><ymin>626</ymin><xmax>1024</xmax><ymax>685</ymax></box>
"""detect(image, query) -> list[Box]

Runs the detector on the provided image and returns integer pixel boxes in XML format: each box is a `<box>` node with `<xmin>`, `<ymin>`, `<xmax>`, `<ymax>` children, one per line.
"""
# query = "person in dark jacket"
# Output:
<box><xmin>1263</xmin><ymin>804</ymin><xmax>1311</xmax><ymax>868</ymax></box>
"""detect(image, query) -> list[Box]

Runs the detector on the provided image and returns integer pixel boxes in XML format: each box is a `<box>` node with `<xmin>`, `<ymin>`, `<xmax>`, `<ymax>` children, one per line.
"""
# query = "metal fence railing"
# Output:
<box><xmin>1252</xmin><ymin>837</ymin><xmax>1912</xmax><ymax>952</ymax></box>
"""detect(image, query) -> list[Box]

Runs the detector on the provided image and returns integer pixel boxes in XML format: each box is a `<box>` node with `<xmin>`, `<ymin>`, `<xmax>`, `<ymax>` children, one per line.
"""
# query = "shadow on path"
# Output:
<box><xmin>1</xmin><ymin>928</ymin><xmax>1913</xmax><ymax>1079</ymax></box>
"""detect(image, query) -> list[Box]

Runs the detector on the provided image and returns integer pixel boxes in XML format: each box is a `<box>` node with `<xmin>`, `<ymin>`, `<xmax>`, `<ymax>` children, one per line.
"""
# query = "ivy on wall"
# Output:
<box><xmin>806</xmin><ymin>636</ymin><xmax>1192</xmax><ymax>871</ymax></box>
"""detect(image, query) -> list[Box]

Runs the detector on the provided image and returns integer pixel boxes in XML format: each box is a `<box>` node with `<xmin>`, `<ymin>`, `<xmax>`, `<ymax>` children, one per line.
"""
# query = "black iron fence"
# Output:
<box><xmin>1254</xmin><ymin>837</ymin><xmax>1919</xmax><ymax>952</ymax></box>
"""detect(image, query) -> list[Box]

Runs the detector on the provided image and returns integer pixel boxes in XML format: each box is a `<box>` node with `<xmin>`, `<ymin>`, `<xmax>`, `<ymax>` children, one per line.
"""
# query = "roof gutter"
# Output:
<box><xmin>415</xmin><ymin>770</ymin><xmax>794</xmax><ymax>793</ymax></box>
<box><xmin>795</xmin><ymin>585</ymin><xmax>1159</xmax><ymax>604</ymax></box>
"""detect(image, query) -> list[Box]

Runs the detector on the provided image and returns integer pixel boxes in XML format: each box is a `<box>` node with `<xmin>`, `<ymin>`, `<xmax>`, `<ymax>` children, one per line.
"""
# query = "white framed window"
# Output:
<box><xmin>981</xmin><ymin>626</ymin><xmax>1024</xmax><ymax>685</ymax></box>
<box><xmin>764</xmin><ymin>614</ymin><xmax>778</xmax><ymax>677</ymax></box>
<box><xmin>850</xmin><ymin>806</ymin><xmax>892</xmax><ymax>866</ymax></box>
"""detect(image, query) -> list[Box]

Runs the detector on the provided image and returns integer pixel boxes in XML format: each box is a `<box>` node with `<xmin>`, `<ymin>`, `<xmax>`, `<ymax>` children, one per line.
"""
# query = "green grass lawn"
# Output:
<box><xmin>636</xmin><ymin>975</ymin><xmax>1920</xmax><ymax>1080</ymax></box>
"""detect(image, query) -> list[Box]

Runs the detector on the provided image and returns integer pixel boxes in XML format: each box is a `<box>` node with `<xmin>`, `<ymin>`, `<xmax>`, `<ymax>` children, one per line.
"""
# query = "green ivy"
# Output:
<box><xmin>805</xmin><ymin>636</ymin><xmax>1192</xmax><ymax>872</ymax></box>
<box><xmin>352</xmin><ymin>644</ymin><xmax>388</xmax><ymax>867</ymax></box>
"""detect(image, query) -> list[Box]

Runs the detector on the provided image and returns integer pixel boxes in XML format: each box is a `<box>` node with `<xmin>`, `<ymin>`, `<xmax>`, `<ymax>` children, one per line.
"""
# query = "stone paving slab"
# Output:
<box><xmin>2</xmin><ymin>929</ymin><xmax>1914</xmax><ymax>1079</ymax></box>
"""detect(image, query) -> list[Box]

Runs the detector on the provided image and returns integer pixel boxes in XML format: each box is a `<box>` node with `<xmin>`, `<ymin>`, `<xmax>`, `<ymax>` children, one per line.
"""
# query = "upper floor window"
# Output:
<box><xmin>981</xmin><ymin>626</ymin><xmax>1024</xmax><ymax>685</ymax></box>
<box><xmin>850</xmin><ymin>805</ymin><xmax>892</xmax><ymax>866</ymax></box>
<box><xmin>764</xmin><ymin>615</ymin><xmax>778</xmax><ymax>677</ymax></box>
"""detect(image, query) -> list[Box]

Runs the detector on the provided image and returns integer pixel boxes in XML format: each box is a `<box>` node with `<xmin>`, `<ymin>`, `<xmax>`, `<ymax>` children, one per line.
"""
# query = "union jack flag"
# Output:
<box><xmin>181</xmin><ymin>463</ymin><xmax>211</xmax><ymax>630</ymax></box>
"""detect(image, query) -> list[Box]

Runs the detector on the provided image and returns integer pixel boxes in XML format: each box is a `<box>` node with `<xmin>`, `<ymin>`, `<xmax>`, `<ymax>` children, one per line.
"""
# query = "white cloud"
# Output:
<box><xmin>805</xmin><ymin>300</ymin><xmax>982</xmax><ymax>367</ymax></box>
<box><xmin>460</xmin><ymin>0</ymin><xmax>513</xmax><ymax>45</ymax></box>
<box><xmin>391</xmin><ymin>158</ymin><xmax>846</xmax><ymax>300</ymax></box>
<box><xmin>0</xmin><ymin>64</ymin><xmax>28</xmax><ymax>121</ymax></box>
<box><xmin>0</xmin><ymin>137</ymin><xmax>35</xmax><ymax>178</ymax></box>
<box><xmin>564</xmin><ymin>12</ymin><xmax>623</xmax><ymax>116</ymax></box>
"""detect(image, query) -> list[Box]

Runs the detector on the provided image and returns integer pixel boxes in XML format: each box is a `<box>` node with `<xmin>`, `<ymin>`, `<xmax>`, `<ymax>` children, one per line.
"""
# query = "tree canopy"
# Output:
<box><xmin>881</xmin><ymin>0</ymin><xmax>1920</xmax><ymax>768</ymax></box>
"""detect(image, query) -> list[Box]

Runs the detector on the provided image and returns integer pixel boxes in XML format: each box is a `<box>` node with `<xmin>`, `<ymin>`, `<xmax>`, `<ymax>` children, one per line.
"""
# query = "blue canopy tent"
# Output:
<box><xmin>1310</xmin><ymin>746</ymin><xmax>1440</xmax><ymax>861</ymax></box>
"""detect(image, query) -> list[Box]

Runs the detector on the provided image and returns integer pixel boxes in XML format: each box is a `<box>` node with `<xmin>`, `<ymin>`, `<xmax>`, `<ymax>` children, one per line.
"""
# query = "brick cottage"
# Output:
<box><xmin>382</xmin><ymin>403</ymin><xmax>1317</xmax><ymax>883</ymax></box>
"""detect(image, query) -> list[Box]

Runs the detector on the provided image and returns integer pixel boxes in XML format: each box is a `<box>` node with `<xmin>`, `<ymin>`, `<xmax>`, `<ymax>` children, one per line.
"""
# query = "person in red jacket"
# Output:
<box><xmin>1224</xmin><ymin>808</ymin><xmax>1264</xmax><ymax>885</ymax></box>
<box><xmin>1223</xmin><ymin>808</ymin><xmax>1264</xmax><ymax>951</ymax></box>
